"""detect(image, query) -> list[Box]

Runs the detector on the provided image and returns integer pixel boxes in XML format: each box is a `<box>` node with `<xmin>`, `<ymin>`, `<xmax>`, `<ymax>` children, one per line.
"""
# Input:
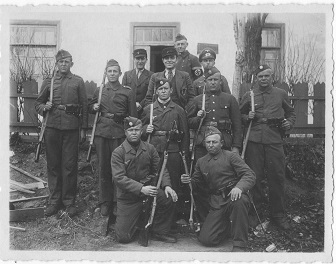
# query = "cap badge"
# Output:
<box><xmin>205</xmin><ymin>52</ymin><xmax>211</xmax><ymax>57</ymax></box>
<box><xmin>160</xmin><ymin>81</ymin><xmax>163</xmax><ymax>85</ymax></box>
<box><xmin>129</xmin><ymin>122</ymin><xmax>133</xmax><ymax>126</ymax></box>
<box><xmin>259</xmin><ymin>65</ymin><xmax>263</xmax><ymax>69</ymax></box>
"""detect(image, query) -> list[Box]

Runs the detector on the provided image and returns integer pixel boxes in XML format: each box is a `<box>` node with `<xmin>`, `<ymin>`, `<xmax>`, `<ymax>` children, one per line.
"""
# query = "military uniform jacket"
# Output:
<box><xmin>35</xmin><ymin>71</ymin><xmax>88</xmax><ymax>130</ymax></box>
<box><xmin>193</xmin><ymin>74</ymin><xmax>231</xmax><ymax>96</ymax></box>
<box><xmin>187</xmin><ymin>91</ymin><xmax>242</xmax><ymax>149</ymax></box>
<box><xmin>240</xmin><ymin>85</ymin><xmax>296</xmax><ymax>144</ymax></box>
<box><xmin>122</xmin><ymin>69</ymin><xmax>154</xmax><ymax>108</ymax></box>
<box><xmin>112</xmin><ymin>139</ymin><xmax>172</xmax><ymax>201</ymax></box>
<box><xmin>141</xmin><ymin>100</ymin><xmax>190</xmax><ymax>153</ymax></box>
<box><xmin>144</xmin><ymin>70</ymin><xmax>195</xmax><ymax>109</ymax></box>
<box><xmin>88</xmin><ymin>81</ymin><xmax>137</xmax><ymax>139</ymax></box>
<box><xmin>176</xmin><ymin>50</ymin><xmax>202</xmax><ymax>81</ymax></box>
<box><xmin>192</xmin><ymin>150</ymin><xmax>256</xmax><ymax>209</ymax></box>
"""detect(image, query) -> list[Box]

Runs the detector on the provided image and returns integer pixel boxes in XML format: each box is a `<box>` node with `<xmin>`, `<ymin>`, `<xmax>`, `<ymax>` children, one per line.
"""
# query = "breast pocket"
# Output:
<box><xmin>66</xmin><ymin>83</ymin><xmax>79</xmax><ymax>104</ymax></box>
<box><xmin>219</xmin><ymin>102</ymin><xmax>230</xmax><ymax>118</ymax></box>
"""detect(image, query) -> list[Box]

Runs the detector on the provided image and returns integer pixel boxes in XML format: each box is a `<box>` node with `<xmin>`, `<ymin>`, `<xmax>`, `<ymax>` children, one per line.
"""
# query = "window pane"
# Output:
<box><xmin>45</xmin><ymin>28</ymin><xmax>56</xmax><ymax>44</ymax></box>
<box><xmin>152</xmin><ymin>28</ymin><xmax>160</xmax><ymax>42</ymax></box>
<box><xmin>135</xmin><ymin>29</ymin><xmax>143</xmax><ymax>42</ymax></box>
<box><xmin>161</xmin><ymin>29</ymin><xmax>173</xmax><ymax>41</ymax></box>
<box><xmin>32</xmin><ymin>28</ymin><xmax>45</xmax><ymax>44</ymax></box>
<box><xmin>144</xmin><ymin>29</ymin><xmax>152</xmax><ymax>42</ymax></box>
<box><xmin>11</xmin><ymin>26</ymin><xmax>31</xmax><ymax>44</ymax></box>
<box><xmin>262</xmin><ymin>28</ymin><xmax>280</xmax><ymax>47</ymax></box>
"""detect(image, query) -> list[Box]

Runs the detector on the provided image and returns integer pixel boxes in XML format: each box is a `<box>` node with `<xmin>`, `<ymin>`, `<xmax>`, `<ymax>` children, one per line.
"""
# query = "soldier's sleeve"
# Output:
<box><xmin>87</xmin><ymin>87</ymin><xmax>100</xmax><ymax>114</ymax></box>
<box><xmin>185</xmin><ymin>73</ymin><xmax>195</xmax><ymax>107</ymax></box>
<box><xmin>144</xmin><ymin>74</ymin><xmax>156</xmax><ymax>107</ymax></box>
<box><xmin>192</xmin><ymin>79</ymin><xmax>200</xmax><ymax>96</ymax></box>
<box><xmin>186</xmin><ymin>97</ymin><xmax>202</xmax><ymax>129</ymax></box>
<box><xmin>221</xmin><ymin>75</ymin><xmax>231</xmax><ymax>94</ymax></box>
<box><xmin>239</xmin><ymin>91</ymin><xmax>251</xmax><ymax>126</ymax></box>
<box><xmin>229</xmin><ymin>95</ymin><xmax>243</xmax><ymax>149</ymax></box>
<box><xmin>121</xmin><ymin>72</ymin><xmax>127</xmax><ymax>86</ymax></box>
<box><xmin>139</xmin><ymin>71</ymin><xmax>154</xmax><ymax>108</ymax></box>
<box><xmin>140</xmin><ymin>105</ymin><xmax>150</xmax><ymax>140</ymax></box>
<box><xmin>230</xmin><ymin>152</ymin><xmax>256</xmax><ymax>193</ymax></box>
<box><xmin>112</xmin><ymin>147</ymin><xmax>144</xmax><ymax>196</ymax></box>
<box><xmin>128</xmin><ymin>89</ymin><xmax>137</xmax><ymax>117</ymax></box>
<box><xmin>190</xmin><ymin>56</ymin><xmax>203</xmax><ymax>81</ymax></box>
<box><xmin>282</xmin><ymin>90</ymin><xmax>296</xmax><ymax>128</ymax></box>
<box><xmin>78</xmin><ymin>78</ymin><xmax>88</xmax><ymax>129</ymax></box>
<box><xmin>35</xmin><ymin>78</ymin><xmax>51</xmax><ymax>116</ymax></box>
<box><xmin>191</xmin><ymin>159</ymin><xmax>206</xmax><ymax>190</ymax></box>
<box><xmin>179</xmin><ymin>107</ymin><xmax>190</xmax><ymax>154</ymax></box>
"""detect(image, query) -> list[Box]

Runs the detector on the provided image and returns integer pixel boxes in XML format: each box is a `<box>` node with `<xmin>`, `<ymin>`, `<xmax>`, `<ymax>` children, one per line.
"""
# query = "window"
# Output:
<box><xmin>10</xmin><ymin>21</ymin><xmax>59</xmax><ymax>88</ymax></box>
<box><xmin>260</xmin><ymin>23</ymin><xmax>285</xmax><ymax>82</ymax></box>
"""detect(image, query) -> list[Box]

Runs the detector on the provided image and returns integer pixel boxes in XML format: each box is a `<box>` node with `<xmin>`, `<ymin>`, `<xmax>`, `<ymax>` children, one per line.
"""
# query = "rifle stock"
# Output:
<box><xmin>34</xmin><ymin>63</ymin><xmax>57</xmax><ymax>163</ymax></box>
<box><xmin>241</xmin><ymin>89</ymin><xmax>254</xmax><ymax>159</ymax></box>
<box><xmin>86</xmin><ymin>71</ymin><xmax>106</xmax><ymax>162</ymax></box>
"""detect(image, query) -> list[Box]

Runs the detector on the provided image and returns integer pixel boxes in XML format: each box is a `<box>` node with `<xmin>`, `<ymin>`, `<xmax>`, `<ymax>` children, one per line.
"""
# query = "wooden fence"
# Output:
<box><xmin>10</xmin><ymin>80</ymin><xmax>325</xmax><ymax>136</ymax></box>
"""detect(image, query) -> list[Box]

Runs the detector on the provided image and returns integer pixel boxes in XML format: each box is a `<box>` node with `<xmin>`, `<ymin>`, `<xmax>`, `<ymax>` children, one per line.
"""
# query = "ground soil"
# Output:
<box><xmin>8</xmin><ymin>138</ymin><xmax>325</xmax><ymax>253</ymax></box>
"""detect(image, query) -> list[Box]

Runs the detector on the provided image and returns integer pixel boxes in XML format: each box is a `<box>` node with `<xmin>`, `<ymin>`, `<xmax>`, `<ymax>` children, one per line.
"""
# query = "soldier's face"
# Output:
<box><xmin>175</xmin><ymin>40</ymin><xmax>188</xmax><ymax>54</ymax></box>
<box><xmin>205</xmin><ymin>73</ymin><xmax>221</xmax><ymax>92</ymax></box>
<box><xmin>201</xmin><ymin>58</ymin><xmax>215</xmax><ymax>71</ymax></box>
<box><xmin>205</xmin><ymin>134</ymin><xmax>223</xmax><ymax>155</ymax></box>
<box><xmin>156</xmin><ymin>83</ymin><xmax>172</xmax><ymax>100</ymax></box>
<box><xmin>162</xmin><ymin>55</ymin><xmax>177</xmax><ymax>69</ymax></box>
<box><xmin>125</xmin><ymin>125</ymin><xmax>142</xmax><ymax>143</ymax></box>
<box><xmin>134</xmin><ymin>56</ymin><xmax>147</xmax><ymax>70</ymax></box>
<box><xmin>106</xmin><ymin>66</ymin><xmax>122</xmax><ymax>83</ymax></box>
<box><xmin>57</xmin><ymin>58</ymin><xmax>73</xmax><ymax>74</ymax></box>
<box><xmin>257</xmin><ymin>69</ymin><xmax>273</xmax><ymax>88</ymax></box>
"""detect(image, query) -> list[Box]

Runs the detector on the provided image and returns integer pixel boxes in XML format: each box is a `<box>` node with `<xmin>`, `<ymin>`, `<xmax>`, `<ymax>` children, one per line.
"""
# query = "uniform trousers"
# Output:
<box><xmin>245</xmin><ymin>141</ymin><xmax>286</xmax><ymax>218</ymax></box>
<box><xmin>44</xmin><ymin>127</ymin><xmax>79</xmax><ymax>206</ymax></box>
<box><xmin>115</xmin><ymin>189</ymin><xmax>175</xmax><ymax>243</ymax></box>
<box><xmin>198</xmin><ymin>194</ymin><xmax>250</xmax><ymax>248</ymax></box>
<box><xmin>94</xmin><ymin>136</ymin><xmax>124</xmax><ymax>204</ymax></box>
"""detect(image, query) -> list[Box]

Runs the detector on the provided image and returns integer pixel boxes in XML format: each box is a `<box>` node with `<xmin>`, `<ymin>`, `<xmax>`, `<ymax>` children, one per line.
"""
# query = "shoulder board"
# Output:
<box><xmin>73</xmin><ymin>74</ymin><xmax>83</xmax><ymax>80</ymax></box>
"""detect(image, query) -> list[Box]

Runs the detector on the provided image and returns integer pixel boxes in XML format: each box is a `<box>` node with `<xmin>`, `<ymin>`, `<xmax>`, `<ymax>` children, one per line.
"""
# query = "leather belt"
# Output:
<box><xmin>203</xmin><ymin>121</ymin><xmax>218</xmax><ymax>127</ymax></box>
<box><xmin>101</xmin><ymin>112</ymin><xmax>115</xmax><ymax>119</ymax></box>
<box><xmin>152</xmin><ymin>131</ymin><xmax>167</xmax><ymax>136</ymax></box>
<box><xmin>56</xmin><ymin>105</ymin><xmax>67</xmax><ymax>110</ymax></box>
<box><xmin>256</xmin><ymin>117</ymin><xmax>268</xmax><ymax>124</ymax></box>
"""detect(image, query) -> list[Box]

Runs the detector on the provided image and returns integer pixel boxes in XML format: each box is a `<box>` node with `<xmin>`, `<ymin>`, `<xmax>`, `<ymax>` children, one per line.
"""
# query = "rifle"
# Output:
<box><xmin>241</xmin><ymin>88</ymin><xmax>255</xmax><ymax>159</ymax></box>
<box><xmin>35</xmin><ymin>63</ymin><xmax>57</xmax><ymax>162</ymax></box>
<box><xmin>138</xmin><ymin>121</ymin><xmax>175</xmax><ymax>247</ymax></box>
<box><xmin>86</xmin><ymin>70</ymin><xmax>107</xmax><ymax>162</ymax></box>
<box><xmin>147</xmin><ymin>87</ymin><xmax>156</xmax><ymax>143</ymax></box>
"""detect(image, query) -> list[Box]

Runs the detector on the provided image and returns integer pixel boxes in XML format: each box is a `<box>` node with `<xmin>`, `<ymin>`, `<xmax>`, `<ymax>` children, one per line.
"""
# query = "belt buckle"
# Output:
<box><xmin>209</xmin><ymin>121</ymin><xmax>217</xmax><ymax>127</ymax></box>
<box><xmin>59</xmin><ymin>105</ymin><xmax>66</xmax><ymax>111</ymax></box>
<box><xmin>261</xmin><ymin>118</ymin><xmax>267</xmax><ymax>123</ymax></box>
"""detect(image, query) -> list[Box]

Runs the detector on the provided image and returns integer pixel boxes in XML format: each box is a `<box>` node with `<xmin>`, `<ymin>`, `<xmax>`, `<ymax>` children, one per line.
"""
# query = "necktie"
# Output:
<box><xmin>137</xmin><ymin>70</ymin><xmax>141</xmax><ymax>79</ymax></box>
<box><xmin>167</xmin><ymin>70</ymin><xmax>173</xmax><ymax>81</ymax></box>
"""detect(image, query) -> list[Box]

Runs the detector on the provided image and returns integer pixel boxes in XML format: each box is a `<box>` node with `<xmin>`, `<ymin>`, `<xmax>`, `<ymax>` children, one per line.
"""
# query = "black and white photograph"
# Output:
<box><xmin>0</xmin><ymin>1</ymin><xmax>333</xmax><ymax>262</ymax></box>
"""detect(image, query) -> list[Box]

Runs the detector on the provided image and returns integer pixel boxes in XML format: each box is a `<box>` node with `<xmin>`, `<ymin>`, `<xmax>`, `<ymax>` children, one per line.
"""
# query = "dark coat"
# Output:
<box><xmin>176</xmin><ymin>50</ymin><xmax>202</xmax><ymax>82</ymax></box>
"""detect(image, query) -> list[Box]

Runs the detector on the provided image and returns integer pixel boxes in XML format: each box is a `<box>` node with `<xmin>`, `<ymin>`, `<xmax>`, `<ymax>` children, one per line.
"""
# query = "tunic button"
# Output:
<box><xmin>212</xmin><ymin>95</ymin><xmax>214</xmax><ymax>97</ymax></box>
<box><xmin>213</xmin><ymin>109</ymin><xmax>215</xmax><ymax>112</ymax></box>
<box><xmin>213</xmin><ymin>117</ymin><xmax>215</xmax><ymax>120</ymax></box>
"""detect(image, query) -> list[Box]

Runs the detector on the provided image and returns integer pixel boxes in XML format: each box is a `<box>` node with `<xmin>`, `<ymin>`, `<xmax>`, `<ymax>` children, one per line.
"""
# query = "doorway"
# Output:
<box><xmin>150</xmin><ymin>45</ymin><xmax>172</xmax><ymax>72</ymax></box>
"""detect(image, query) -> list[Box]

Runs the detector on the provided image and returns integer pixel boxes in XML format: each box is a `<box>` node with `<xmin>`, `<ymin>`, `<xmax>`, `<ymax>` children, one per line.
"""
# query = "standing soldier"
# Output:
<box><xmin>88</xmin><ymin>59</ymin><xmax>137</xmax><ymax>217</ymax></box>
<box><xmin>240</xmin><ymin>65</ymin><xmax>296</xmax><ymax>230</ymax></box>
<box><xmin>175</xmin><ymin>33</ymin><xmax>203</xmax><ymax>82</ymax></box>
<box><xmin>186</xmin><ymin>67</ymin><xmax>242</xmax><ymax>221</ymax></box>
<box><xmin>142</xmin><ymin>77</ymin><xmax>189</xmax><ymax>221</ymax></box>
<box><xmin>112</xmin><ymin>117</ymin><xmax>177</xmax><ymax>244</ymax></box>
<box><xmin>144</xmin><ymin>47</ymin><xmax>194</xmax><ymax>110</ymax></box>
<box><xmin>122</xmin><ymin>49</ymin><xmax>154</xmax><ymax>117</ymax></box>
<box><xmin>35</xmin><ymin>49</ymin><xmax>88</xmax><ymax>217</ymax></box>
<box><xmin>193</xmin><ymin>48</ymin><xmax>231</xmax><ymax>96</ymax></box>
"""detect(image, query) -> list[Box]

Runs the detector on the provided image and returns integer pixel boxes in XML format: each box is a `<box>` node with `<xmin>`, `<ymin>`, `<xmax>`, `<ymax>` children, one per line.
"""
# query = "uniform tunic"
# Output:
<box><xmin>240</xmin><ymin>85</ymin><xmax>296</xmax><ymax>217</ymax></box>
<box><xmin>192</xmin><ymin>150</ymin><xmax>256</xmax><ymax>247</ymax></box>
<box><xmin>35</xmin><ymin>71</ymin><xmax>88</xmax><ymax>206</ymax></box>
<box><xmin>193</xmin><ymin>74</ymin><xmax>231</xmax><ymax>96</ymax></box>
<box><xmin>176</xmin><ymin>50</ymin><xmax>202</xmax><ymax>82</ymax></box>
<box><xmin>88</xmin><ymin>81</ymin><xmax>137</xmax><ymax>204</ymax></box>
<box><xmin>112</xmin><ymin>140</ymin><xmax>175</xmax><ymax>243</ymax></box>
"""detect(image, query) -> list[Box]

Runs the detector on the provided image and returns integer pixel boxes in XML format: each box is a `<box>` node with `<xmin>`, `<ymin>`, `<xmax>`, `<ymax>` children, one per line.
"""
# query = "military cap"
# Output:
<box><xmin>254</xmin><ymin>64</ymin><xmax>272</xmax><ymax>75</ymax></box>
<box><xmin>155</xmin><ymin>77</ymin><xmax>171</xmax><ymax>89</ymax></box>
<box><xmin>106</xmin><ymin>59</ymin><xmax>120</xmax><ymax>69</ymax></box>
<box><xmin>124</xmin><ymin>116</ymin><xmax>142</xmax><ymax>130</ymax></box>
<box><xmin>204</xmin><ymin>126</ymin><xmax>221</xmax><ymax>139</ymax></box>
<box><xmin>204</xmin><ymin>66</ymin><xmax>221</xmax><ymax>79</ymax></box>
<box><xmin>133</xmin><ymin>49</ymin><xmax>147</xmax><ymax>58</ymax></box>
<box><xmin>199</xmin><ymin>48</ymin><xmax>216</xmax><ymax>62</ymax></box>
<box><xmin>162</xmin><ymin>47</ymin><xmax>178</xmax><ymax>58</ymax></box>
<box><xmin>56</xmin><ymin>49</ymin><xmax>72</xmax><ymax>62</ymax></box>
<box><xmin>175</xmin><ymin>33</ymin><xmax>187</xmax><ymax>42</ymax></box>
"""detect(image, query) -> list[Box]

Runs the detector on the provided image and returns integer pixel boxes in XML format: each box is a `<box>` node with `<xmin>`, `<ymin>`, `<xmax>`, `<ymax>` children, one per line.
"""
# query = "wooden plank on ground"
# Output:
<box><xmin>24</xmin><ymin>182</ymin><xmax>45</xmax><ymax>189</ymax></box>
<box><xmin>10</xmin><ymin>195</ymin><xmax>49</xmax><ymax>203</ymax></box>
<box><xmin>10</xmin><ymin>180</ymin><xmax>31</xmax><ymax>190</ymax></box>
<box><xmin>10</xmin><ymin>183</ymin><xmax>35</xmax><ymax>194</ymax></box>
<box><xmin>10</xmin><ymin>207</ymin><xmax>45</xmax><ymax>222</ymax></box>
<box><xmin>10</xmin><ymin>164</ymin><xmax>47</xmax><ymax>184</ymax></box>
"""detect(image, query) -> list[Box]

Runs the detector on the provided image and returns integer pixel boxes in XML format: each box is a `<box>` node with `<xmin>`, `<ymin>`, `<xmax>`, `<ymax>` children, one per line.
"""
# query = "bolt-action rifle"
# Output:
<box><xmin>34</xmin><ymin>63</ymin><xmax>57</xmax><ymax>162</ymax></box>
<box><xmin>147</xmin><ymin>87</ymin><xmax>156</xmax><ymax>143</ymax></box>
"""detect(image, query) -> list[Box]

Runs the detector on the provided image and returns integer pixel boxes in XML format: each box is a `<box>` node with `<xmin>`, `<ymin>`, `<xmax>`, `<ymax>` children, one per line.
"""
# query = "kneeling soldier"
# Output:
<box><xmin>181</xmin><ymin>126</ymin><xmax>256</xmax><ymax>252</ymax></box>
<box><xmin>112</xmin><ymin>117</ymin><xmax>178</xmax><ymax>244</ymax></box>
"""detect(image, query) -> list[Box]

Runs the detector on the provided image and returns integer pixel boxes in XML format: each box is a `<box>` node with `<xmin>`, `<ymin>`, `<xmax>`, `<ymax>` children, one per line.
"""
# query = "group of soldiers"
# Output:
<box><xmin>35</xmin><ymin>33</ymin><xmax>296</xmax><ymax>252</ymax></box>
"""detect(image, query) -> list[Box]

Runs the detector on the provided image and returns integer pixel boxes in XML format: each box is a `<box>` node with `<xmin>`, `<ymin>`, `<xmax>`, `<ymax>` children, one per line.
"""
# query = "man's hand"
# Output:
<box><xmin>165</xmin><ymin>186</ymin><xmax>178</xmax><ymax>202</ymax></box>
<box><xmin>228</xmin><ymin>187</ymin><xmax>242</xmax><ymax>201</ymax></box>
<box><xmin>281</xmin><ymin>119</ymin><xmax>291</xmax><ymax>130</ymax></box>
<box><xmin>136</xmin><ymin>102</ymin><xmax>142</xmax><ymax>111</ymax></box>
<box><xmin>140</xmin><ymin>185</ymin><xmax>158</xmax><ymax>197</ymax></box>
<box><xmin>146</xmin><ymin>124</ymin><xmax>154</xmax><ymax>134</ymax></box>
<box><xmin>197</xmin><ymin>110</ymin><xmax>205</xmax><ymax>118</ymax></box>
<box><xmin>248</xmin><ymin>111</ymin><xmax>255</xmax><ymax>120</ymax></box>
<box><xmin>80</xmin><ymin>129</ymin><xmax>86</xmax><ymax>143</ymax></box>
<box><xmin>44</xmin><ymin>101</ymin><xmax>53</xmax><ymax>111</ymax></box>
<box><xmin>231</xmin><ymin>147</ymin><xmax>239</xmax><ymax>154</ymax></box>
<box><xmin>181</xmin><ymin>173</ymin><xmax>191</xmax><ymax>184</ymax></box>
<box><xmin>93</xmin><ymin>103</ymin><xmax>100</xmax><ymax>112</ymax></box>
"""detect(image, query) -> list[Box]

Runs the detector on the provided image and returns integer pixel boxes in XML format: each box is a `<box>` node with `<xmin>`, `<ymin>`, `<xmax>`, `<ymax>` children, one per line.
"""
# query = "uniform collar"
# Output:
<box><xmin>123</xmin><ymin>139</ymin><xmax>146</xmax><ymax>154</ymax></box>
<box><xmin>106</xmin><ymin>81</ymin><xmax>121</xmax><ymax>90</ymax></box>
<box><xmin>207</xmin><ymin>149</ymin><xmax>223</xmax><ymax>162</ymax></box>
<box><xmin>256</xmin><ymin>85</ymin><xmax>273</xmax><ymax>94</ymax></box>
<box><xmin>165</xmin><ymin>68</ymin><xmax>176</xmax><ymax>76</ymax></box>
<box><xmin>154</xmin><ymin>99</ymin><xmax>175</xmax><ymax>109</ymax></box>
<box><xmin>179</xmin><ymin>50</ymin><xmax>190</xmax><ymax>58</ymax></box>
<box><xmin>55</xmin><ymin>71</ymin><xmax>73</xmax><ymax>79</ymax></box>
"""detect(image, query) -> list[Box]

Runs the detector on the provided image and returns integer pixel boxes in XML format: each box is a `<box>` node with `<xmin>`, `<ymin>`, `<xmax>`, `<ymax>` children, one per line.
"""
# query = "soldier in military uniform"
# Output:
<box><xmin>112</xmin><ymin>117</ymin><xmax>177</xmax><ymax>244</ymax></box>
<box><xmin>122</xmin><ymin>49</ymin><xmax>154</xmax><ymax>117</ymax></box>
<box><xmin>35</xmin><ymin>49</ymin><xmax>88</xmax><ymax>217</ymax></box>
<box><xmin>174</xmin><ymin>33</ymin><xmax>203</xmax><ymax>82</ymax></box>
<box><xmin>142</xmin><ymin>77</ymin><xmax>190</xmax><ymax>221</ymax></box>
<box><xmin>181</xmin><ymin>126</ymin><xmax>256</xmax><ymax>252</ymax></box>
<box><xmin>186</xmin><ymin>67</ymin><xmax>242</xmax><ymax>221</ymax></box>
<box><xmin>144</xmin><ymin>47</ymin><xmax>195</xmax><ymax>110</ymax></box>
<box><xmin>88</xmin><ymin>59</ymin><xmax>137</xmax><ymax>216</ymax></box>
<box><xmin>240</xmin><ymin>65</ymin><xmax>296</xmax><ymax>230</ymax></box>
<box><xmin>193</xmin><ymin>48</ymin><xmax>231</xmax><ymax>96</ymax></box>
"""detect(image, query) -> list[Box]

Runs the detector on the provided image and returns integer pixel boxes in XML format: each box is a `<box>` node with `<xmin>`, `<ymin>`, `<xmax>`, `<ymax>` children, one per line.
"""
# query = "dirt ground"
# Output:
<box><xmin>8</xmin><ymin>139</ymin><xmax>325</xmax><ymax>253</ymax></box>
